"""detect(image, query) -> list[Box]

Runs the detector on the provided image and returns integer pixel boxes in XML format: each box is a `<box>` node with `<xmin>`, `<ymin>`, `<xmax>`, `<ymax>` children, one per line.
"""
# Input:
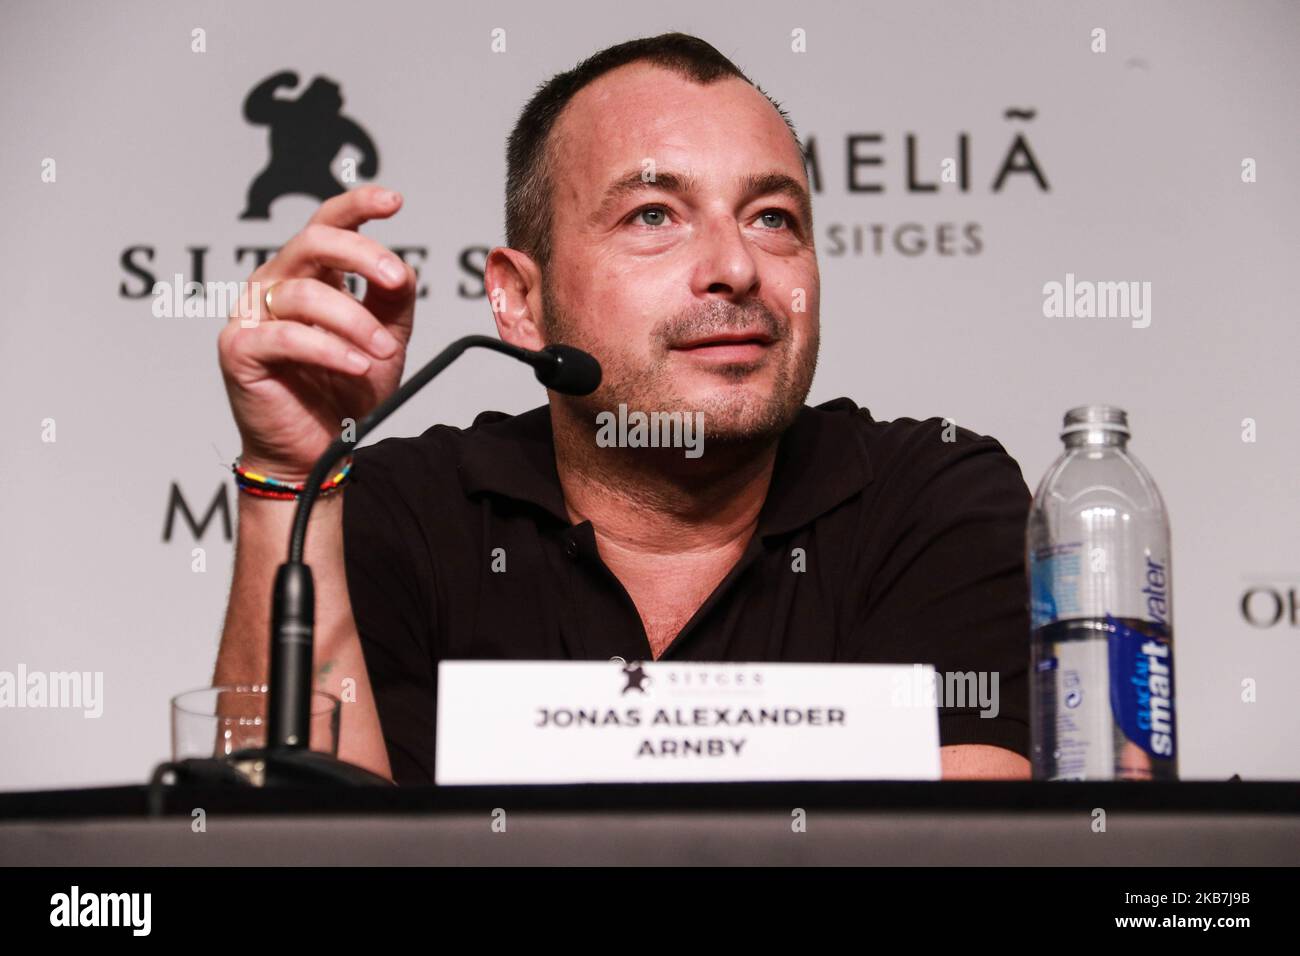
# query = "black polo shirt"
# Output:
<box><xmin>342</xmin><ymin>397</ymin><xmax>1033</xmax><ymax>786</ymax></box>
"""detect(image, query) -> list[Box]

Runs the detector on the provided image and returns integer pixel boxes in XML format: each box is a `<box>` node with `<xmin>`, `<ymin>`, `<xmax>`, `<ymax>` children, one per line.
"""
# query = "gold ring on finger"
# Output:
<box><xmin>262</xmin><ymin>281</ymin><xmax>280</xmax><ymax>321</ymax></box>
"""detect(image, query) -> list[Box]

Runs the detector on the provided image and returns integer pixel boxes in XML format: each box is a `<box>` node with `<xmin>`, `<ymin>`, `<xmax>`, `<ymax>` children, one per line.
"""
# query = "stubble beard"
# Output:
<box><xmin>540</xmin><ymin>277</ymin><xmax>819</xmax><ymax>450</ymax></box>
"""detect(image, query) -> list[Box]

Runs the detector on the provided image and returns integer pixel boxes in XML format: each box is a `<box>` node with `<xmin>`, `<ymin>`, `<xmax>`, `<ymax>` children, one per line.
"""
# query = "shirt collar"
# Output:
<box><xmin>456</xmin><ymin>397</ymin><xmax>874</xmax><ymax>537</ymax></box>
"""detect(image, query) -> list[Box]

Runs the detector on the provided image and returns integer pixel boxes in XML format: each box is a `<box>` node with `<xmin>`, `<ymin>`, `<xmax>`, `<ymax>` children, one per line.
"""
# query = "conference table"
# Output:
<box><xmin>1</xmin><ymin>780</ymin><xmax>1295</xmax><ymax>866</ymax></box>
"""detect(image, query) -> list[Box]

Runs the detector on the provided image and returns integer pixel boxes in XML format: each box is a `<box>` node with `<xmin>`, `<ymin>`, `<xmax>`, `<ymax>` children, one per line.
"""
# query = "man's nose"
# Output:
<box><xmin>691</xmin><ymin>216</ymin><xmax>760</xmax><ymax>300</ymax></box>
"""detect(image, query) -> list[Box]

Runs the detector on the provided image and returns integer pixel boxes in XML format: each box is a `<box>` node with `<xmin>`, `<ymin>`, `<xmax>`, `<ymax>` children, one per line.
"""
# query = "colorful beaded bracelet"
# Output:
<box><xmin>232</xmin><ymin>456</ymin><xmax>354</xmax><ymax>500</ymax></box>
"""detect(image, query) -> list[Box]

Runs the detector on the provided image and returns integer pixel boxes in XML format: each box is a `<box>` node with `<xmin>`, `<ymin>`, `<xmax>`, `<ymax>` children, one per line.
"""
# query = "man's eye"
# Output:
<box><xmin>757</xmin><ymin>209</ymin><xmax>790</xmax><ymax>230</ymax></box>
<box><xmin>629</xmin><ymin>205</ymin><xmax>670</xmax><ymax>227</ymax></box>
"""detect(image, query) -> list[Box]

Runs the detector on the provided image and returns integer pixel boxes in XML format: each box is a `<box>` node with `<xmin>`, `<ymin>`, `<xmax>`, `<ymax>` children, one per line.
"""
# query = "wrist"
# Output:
<box><xmin>232</xmin><ymin>453</ymin><xmax>354</xmax><ymax>500</ymax></box>
<box><xmin>235</xmin><ymin>455</ymin><xmax>313</xmax><ymax>485</ymax></box>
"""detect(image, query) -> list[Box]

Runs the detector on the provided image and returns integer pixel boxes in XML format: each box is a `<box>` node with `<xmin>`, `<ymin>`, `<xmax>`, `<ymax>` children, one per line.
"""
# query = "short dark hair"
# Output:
<box><xmin>505</xmin><ymin>32</ymin><xmax>802</xmax><ymax>268</ymax></box>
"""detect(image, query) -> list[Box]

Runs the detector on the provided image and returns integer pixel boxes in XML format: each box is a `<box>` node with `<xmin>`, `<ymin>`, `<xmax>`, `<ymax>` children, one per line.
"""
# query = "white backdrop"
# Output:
<box><xmin>1</xmin><ymin>0</ymin><xmax>1297</xmax><ymax>789</ymax></box>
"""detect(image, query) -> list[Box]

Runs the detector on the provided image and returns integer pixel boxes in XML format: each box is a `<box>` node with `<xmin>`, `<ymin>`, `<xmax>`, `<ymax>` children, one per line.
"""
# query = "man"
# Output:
<box><xmin>216</xmin><ymin>33</ymin><xmax>1032</xmax><ymax>784</ymax></box>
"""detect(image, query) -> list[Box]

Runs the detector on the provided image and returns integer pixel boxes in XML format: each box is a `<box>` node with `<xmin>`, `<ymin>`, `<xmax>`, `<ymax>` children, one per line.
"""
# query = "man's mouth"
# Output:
<box><xmin>670</xmin><ymin>330</ymin><xmax>776</xmax><ymax>364</ymax></box>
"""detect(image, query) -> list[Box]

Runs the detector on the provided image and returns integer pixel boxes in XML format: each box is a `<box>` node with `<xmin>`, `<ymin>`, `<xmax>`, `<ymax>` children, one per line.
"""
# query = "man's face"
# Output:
<box><xmin>540</xmin><ymin>62</ymin><xmax>820</xmax><ymax>444</ymax></box>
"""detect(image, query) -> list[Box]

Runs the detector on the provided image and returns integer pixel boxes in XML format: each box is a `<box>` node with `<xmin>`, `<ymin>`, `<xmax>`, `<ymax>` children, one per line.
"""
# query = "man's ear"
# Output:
<box><xmin>484</xmin><ymin>246</ymin><xmax>546</xmax><ymax>351</ymax></box>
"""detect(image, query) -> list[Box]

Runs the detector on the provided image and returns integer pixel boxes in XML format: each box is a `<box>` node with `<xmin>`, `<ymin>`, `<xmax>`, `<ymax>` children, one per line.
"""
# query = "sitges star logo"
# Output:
<box><xmin>620</xmin><ymin>661</ymin><xmax>651</xmax><ymax>695</ymax></box>
<box><xmin>239</xmin><ymin>70</ymin><xmax>379</xmax><ymax>220</ymax></box>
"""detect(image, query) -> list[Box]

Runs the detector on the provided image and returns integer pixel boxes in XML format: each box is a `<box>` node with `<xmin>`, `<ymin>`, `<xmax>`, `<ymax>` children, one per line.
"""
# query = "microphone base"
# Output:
<box><xmin>155</xmin><ymin>747</ymin><xmax>394</xmax><ymax>789</ymax></box>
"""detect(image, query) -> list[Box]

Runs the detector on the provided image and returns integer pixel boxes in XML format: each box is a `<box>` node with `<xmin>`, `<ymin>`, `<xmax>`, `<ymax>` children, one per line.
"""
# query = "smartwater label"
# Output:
<box><xmin>1105</xmin><ymin>615</ymin><xmax>1176</xmax><ymax>759</ymax></box>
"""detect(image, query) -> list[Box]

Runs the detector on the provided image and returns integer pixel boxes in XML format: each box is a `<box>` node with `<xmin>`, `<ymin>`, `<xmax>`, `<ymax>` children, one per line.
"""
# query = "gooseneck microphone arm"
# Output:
<box><xmin>266</xmin><ymin>335</ymin><xmax>600</xmax><ymax>759</ymax></box>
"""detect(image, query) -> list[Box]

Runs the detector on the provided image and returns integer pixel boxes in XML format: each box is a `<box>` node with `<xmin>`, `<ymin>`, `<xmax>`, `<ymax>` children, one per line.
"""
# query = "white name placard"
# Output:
<box><xmin>435</xmin><ymin>661</ymin><xmax>941</xmax><ymax>784</ymax></box>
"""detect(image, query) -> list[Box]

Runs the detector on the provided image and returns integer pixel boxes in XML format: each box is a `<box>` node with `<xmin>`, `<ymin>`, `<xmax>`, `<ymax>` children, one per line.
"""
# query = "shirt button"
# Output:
<box><xmin>564</xmin><ymin>538</ymin><xmax>579</xmax><ymax>559</ymax></box>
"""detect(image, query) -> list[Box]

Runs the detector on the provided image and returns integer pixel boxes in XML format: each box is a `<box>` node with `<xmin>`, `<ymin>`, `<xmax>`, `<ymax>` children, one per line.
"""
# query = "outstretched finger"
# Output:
<box><xmin>307</xmin><ymin>185</ymin><xmax>403</xmax><ymax>231</ymax></box>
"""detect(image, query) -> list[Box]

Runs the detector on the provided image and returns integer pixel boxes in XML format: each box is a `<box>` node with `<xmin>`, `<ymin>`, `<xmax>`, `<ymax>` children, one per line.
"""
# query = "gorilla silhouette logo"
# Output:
<box><xmin>620</xmin><ymin>662</ymin><xmax>651</xmax><ymax>695</ymax></box>
<box><xmin>239</xmin><ymin>71</ymin><xmax>379</xmax><ymax>220</ymax></box>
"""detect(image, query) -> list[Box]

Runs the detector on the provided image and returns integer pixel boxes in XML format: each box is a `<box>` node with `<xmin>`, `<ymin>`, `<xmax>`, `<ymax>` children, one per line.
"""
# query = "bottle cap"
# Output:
<box><xmin>1061</xmin><ymin>404</ymin><xmax>1130</xmax><ymax>439</ymax></box>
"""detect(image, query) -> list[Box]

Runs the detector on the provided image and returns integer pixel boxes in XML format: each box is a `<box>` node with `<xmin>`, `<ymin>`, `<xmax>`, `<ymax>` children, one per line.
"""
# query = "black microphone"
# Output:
<box><xmin>532</xmin><ymin>344</ymin><xmax>602</xmax><ymax>396</ymax></box>
<box><xmin>152</xmin><ymin>336</ymin><xmax>600</xmax><ymax>790</ymax></box>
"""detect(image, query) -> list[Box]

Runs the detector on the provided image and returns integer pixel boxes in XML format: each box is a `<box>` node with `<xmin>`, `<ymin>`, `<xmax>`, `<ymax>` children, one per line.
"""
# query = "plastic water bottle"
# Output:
<box><xmin>1027</xmin><ymin>405</ymin><xmax>1177</xmax><ymax>780</ymax></box>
